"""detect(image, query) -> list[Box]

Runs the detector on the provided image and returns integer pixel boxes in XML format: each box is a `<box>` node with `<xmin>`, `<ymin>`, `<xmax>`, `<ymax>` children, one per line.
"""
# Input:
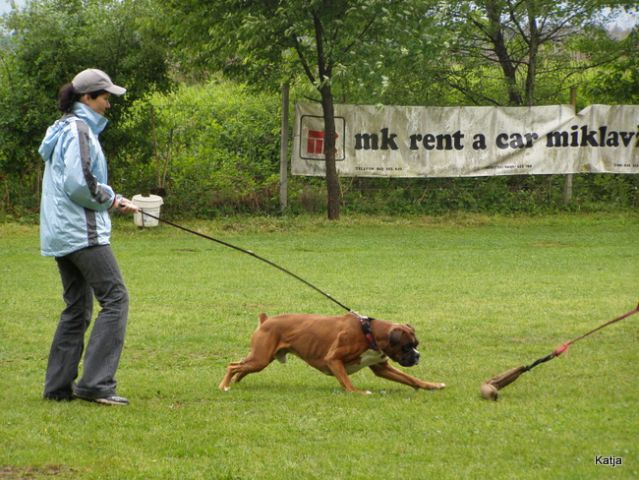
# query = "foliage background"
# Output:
<box><xmin>114</xmin><ymin>80</ymin><xmax>282</xmax><ymax>216</ymax></box>
<box><xmin>0</xmin><ymin>0</ymin><xmax>638</xmax><ymax>219</ymax></box>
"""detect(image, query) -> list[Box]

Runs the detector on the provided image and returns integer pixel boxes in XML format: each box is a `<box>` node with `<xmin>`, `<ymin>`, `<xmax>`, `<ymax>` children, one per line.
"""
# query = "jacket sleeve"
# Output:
<box><xmin>62</xmin><ymin>121</ymin><xmax>115</xmax><ymax>211</ymax></box>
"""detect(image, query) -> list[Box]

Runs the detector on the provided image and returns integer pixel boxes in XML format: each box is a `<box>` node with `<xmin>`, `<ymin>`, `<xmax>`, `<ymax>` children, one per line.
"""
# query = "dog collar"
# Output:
<box><xmin>357</xmin><ymin>314</ymin><xmax>379</xmax><ymax>351</ymax></box>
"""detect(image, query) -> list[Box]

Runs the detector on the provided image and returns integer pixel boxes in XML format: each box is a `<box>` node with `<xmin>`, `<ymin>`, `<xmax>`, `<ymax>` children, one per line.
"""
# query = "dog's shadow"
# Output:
<box><xmin>218</xmin><ymin>376</ymin><xmax>432</xmax><ymax>398</ymax></box>
<box><xmin>216</xmin><ymin>353</ymin><xmax>436</xmax><ymax>397</ymax></box>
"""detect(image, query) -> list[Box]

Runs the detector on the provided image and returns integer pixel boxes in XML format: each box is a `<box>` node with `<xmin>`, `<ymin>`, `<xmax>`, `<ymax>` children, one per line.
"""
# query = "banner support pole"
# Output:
<box><xmin>279</xmin><ymin>82</ymin><xmax>290</xmax><ymax>213</ymax></box>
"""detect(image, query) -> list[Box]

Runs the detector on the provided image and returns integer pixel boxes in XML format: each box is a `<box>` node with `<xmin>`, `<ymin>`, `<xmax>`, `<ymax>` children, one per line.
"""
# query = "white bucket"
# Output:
<box><xmin>132</xmin><ymin>194</ymin><xmax>164</xmax><ymax>227</ymax></box>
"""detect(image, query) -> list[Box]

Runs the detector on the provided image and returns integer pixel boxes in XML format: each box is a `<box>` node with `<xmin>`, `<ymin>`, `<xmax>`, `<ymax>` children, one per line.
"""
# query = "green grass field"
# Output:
<box><xmin>1</xmin><ymin>213</ymin><xmax>638</xmax><ymax>479</ymax></box>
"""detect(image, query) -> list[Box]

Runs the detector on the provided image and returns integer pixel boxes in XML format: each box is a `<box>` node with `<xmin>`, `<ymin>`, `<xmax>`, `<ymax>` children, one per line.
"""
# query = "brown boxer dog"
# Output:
<box><xmin>218</xmin><ymin>312</ymin><xmax>446</xmax><ymax>394</ymax></box>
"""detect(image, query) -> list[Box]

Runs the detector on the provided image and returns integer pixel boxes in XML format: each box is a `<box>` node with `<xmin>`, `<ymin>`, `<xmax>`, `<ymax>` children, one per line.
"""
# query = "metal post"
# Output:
<box><xmin>279</xmin><ymin>82</ymin><xmax>290</xmax><ymax>213</ymax></box>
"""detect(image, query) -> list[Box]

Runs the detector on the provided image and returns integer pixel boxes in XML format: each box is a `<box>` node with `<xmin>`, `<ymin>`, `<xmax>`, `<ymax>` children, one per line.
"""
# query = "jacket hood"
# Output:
<box><xmin>38</xmin><ymin>102</ymin><xmax>109</xmax><ymax>163</ymax></box>
<box><xmin>39</xmin><ymin>117</ymin><xmax>68</xmax><ymax>163</ymax></box>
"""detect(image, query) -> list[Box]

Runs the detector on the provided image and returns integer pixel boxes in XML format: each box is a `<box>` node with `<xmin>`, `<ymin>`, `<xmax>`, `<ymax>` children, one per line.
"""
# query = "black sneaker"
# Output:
<box><xmin>44</xmin><ymin>393</ymin><xmax>74</xmax><ymax>402</ymax></box>
<box><xmin>77</xmin><ymin>394</ymin><xmax>129</xmax><ymax>406</ymax></box>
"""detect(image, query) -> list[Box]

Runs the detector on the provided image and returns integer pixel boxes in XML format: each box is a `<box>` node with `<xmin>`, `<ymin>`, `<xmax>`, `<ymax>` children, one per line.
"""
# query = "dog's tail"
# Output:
<box><xmin>258</xmin><ymin>313</ymin><xmax>268</xmax><ymax>325</ymax></box>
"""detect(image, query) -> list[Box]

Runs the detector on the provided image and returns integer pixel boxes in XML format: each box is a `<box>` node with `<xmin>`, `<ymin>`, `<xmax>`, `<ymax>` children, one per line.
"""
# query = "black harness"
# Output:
<box><xmin>357</xmin><ymin>314</ymin><xmax>379</xmax><ymax>351</ymax></box>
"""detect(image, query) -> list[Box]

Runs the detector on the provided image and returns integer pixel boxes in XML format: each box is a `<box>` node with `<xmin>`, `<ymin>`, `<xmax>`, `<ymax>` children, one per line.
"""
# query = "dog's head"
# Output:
<box><xmin>383</xmin><ymin>324</ymin><xmax>421</xmax><ymax>367</ymax></box>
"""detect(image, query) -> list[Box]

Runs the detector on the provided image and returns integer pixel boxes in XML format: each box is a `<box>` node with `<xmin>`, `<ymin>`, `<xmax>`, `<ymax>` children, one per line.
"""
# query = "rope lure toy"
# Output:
<box><xmin>480</xmin><ymin>303</ymin><xmax>639</xmax><ymax>401</ymax></box>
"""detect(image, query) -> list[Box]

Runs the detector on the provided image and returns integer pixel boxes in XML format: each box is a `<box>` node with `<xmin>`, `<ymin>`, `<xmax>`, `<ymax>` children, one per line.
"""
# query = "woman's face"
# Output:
<box><xmin>81</xmin><ymin>92</ymin><xmax>111</xmax><ymax>116</ymax></box>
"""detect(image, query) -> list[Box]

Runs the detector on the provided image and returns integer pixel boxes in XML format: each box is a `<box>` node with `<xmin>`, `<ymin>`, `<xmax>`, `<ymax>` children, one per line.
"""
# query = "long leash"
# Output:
<box><xmin>524</xmin><ymin>302</ymin><xmax>639</xmax><ymax>372</ymax></box>
<box><xmin>138</xmin><ymin>210</ymin><xmax>353</xmax><ymax>313</ymax></box>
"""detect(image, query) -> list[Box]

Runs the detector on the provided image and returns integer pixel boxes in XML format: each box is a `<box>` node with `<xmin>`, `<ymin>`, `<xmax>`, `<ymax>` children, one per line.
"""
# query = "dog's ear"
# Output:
<box><xmin>389</xmin><ymin>327</ymin><xmax>403</xmax><ymax>346</ymax></box>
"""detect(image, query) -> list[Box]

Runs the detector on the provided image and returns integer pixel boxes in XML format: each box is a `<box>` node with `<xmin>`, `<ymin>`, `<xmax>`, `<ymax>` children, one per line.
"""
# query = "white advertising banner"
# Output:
<box><xmin>292</xmin><ymin>103</ymin><xmax>639</xmax><ymax>177</ymax></box>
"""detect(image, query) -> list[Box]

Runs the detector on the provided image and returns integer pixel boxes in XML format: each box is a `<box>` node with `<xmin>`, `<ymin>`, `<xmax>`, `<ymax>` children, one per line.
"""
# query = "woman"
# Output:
<box><xmin>39</xmin><ymin>68</ymin><xmax>138</xmax><ymax>406</ymax></box>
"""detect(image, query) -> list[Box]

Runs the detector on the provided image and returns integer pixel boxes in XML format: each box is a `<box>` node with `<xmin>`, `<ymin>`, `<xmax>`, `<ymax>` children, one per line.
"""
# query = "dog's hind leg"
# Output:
<box><xmin>218</xmin><ymin>328</ymin><xmax>282</xmax><ymax>391</ymax></box>
<box><xmin>218</xmin><ymin>355</ymin><xmax>271</xmax><ymax>391</ymax></box>
<box><xmin>218</xmin><ymin>363</ymin><xmax>238</xmax><ymax>391</ymax></box>
<box><xmin>232</xmin><ymin>355</ymin><xmax>271</xmax><ymax>384</ymax></box>
<box><xmin>219</xmin><ymin>314</ymin><xmax>290</xmax><ymax>391</ymax></box>
<box><xmin>218</xmin><ymin>353</ymin><xmax>274</xmax><ymax>391</ymax></box>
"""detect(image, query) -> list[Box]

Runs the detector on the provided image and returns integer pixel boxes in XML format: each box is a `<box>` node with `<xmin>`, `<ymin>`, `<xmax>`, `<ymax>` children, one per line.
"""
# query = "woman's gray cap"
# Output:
<box><xmin>72</xmin><ymin>69</ymin><xmax>126</xmax><ymax>96</ymax></box>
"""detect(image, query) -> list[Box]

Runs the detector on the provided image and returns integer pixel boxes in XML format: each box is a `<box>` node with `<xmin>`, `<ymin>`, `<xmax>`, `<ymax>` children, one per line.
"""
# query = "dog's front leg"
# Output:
<box><xmin>325</xmin><ymin>359</ymin><xmax>371</xmax><ymax>395</ymax></box>
<box><xmin>324</xmin><ymin>332</ymin><xmax>372</xmax><ymax>395</ymax></box>
<box><xmin>369</xmin><ymin>363</ymin><xmax>446</xmax><ymax>390</ymax></box>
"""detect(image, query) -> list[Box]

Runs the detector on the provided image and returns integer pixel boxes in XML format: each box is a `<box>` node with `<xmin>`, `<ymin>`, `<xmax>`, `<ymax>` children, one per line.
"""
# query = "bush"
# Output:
<box><xmin>115</xmin><ymin>80</ymin><xmax>282</xmax><ymax>216</ymax></box>
<box><xmin>321</xmin><ymin>174</ymin><xmax>639</xmax><ymax>216</ymax></box>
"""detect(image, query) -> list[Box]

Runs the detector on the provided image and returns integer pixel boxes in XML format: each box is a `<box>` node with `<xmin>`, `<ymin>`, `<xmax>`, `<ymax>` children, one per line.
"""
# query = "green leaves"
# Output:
<box><xmin>440</xmin><ymin>0</ymin><xmax>637</xmax><ymax>106</ymax></box>
<box><xmin>0</xmin><ymin>0</ymin><xmax>172</xmax><ymax>212</ymax></box>
<box><xmin>115</xmin><ymin>79</ymin><xmax>281</xmax><ymax>215</ymax></box>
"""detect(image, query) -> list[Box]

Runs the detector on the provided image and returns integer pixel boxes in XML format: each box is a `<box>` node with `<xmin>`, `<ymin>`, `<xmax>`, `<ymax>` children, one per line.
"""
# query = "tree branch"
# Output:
<box><xmin>291</xmin><ymin>32</ymin><xmax>316</xmax><ymax>85</ymax></box>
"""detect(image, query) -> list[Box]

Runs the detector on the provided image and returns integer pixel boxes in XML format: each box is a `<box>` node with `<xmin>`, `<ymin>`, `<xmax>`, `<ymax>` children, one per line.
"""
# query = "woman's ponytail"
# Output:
<box><xmin>57</xmin><ymin>83</ymin><xmax>80</xmax><ymax>113</ymax></box>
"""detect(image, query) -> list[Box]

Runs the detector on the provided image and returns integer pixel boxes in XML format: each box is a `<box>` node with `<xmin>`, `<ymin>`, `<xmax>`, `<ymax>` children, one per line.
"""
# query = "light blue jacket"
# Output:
<box><xmin>39</xmin><ymin>102</ymin><xmax>116</xmax><ymax>257</ymax></box>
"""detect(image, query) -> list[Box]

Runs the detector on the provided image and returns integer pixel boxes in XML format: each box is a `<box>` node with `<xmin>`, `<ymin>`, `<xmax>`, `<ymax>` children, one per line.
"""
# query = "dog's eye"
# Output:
<box><xmin>402</xmin><ymin>344</ymin><xmax>415</xmax><ymax>352</ymax></box>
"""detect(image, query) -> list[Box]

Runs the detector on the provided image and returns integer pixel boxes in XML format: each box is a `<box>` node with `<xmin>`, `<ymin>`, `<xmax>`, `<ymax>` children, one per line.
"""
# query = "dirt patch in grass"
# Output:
<box><xmin>0</xmin><ymin>465</ymin><xmax>77</xmax><ymax>479</ymax></box>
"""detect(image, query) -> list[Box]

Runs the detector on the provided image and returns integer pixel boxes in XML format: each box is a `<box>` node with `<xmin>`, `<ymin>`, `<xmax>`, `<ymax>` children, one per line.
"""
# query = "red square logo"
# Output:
<box><xmin>307</xmin><ymin>130</ymin><xmax>325</xmax><ymax>154</ymax></box>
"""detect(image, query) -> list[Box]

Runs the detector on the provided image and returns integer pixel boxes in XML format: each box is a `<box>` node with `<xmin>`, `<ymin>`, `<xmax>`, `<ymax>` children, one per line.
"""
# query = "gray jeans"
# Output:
<box><xmin>44</xmin><ymin>245</ymin><xmax>129</xmax><ymax>399</ymax></box>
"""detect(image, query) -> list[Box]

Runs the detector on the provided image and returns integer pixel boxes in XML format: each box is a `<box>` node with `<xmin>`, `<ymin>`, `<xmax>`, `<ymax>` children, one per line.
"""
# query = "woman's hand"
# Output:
<box><xmin>113</xmin><ymin>195</ymin><xmax>140</xmax><ymax>213</ymax></box>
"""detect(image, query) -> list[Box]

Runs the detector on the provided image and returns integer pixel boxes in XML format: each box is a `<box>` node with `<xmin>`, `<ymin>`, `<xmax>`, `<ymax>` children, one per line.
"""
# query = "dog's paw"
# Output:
<box><xmin>426</xmin><ymin>382</ymin><xmax>446</xmax><ymax>390</ymax></box>
<box><xmin>346</xmin><ymin>388</ymin><xmax>374</xmax><ymax>396</ymax></box>
<box><xmin>354</xmin><ymin>389</ymin><xmax>373</xmax><ymax>396</ymax></box>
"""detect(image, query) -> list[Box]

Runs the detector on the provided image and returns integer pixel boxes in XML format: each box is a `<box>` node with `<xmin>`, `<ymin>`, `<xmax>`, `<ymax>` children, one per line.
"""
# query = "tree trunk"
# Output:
<box><xmin>525</xmin><ymin>0</ymin><xmax>539</xmax><ymax>106</ymax></box>
<box><xmin>485</xmin><ymin>0</ymin><xmax>523</xmax><ymax>105</ymax></box>
<box><xmin>320</xmin><ymin>84</ymin><xmax>341</xmax><ymax>220</ymax></box>
<box><xmin>313</xmin><ymin>11</ymin><xmax>340</xmax><ymax>220</ymax></box>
